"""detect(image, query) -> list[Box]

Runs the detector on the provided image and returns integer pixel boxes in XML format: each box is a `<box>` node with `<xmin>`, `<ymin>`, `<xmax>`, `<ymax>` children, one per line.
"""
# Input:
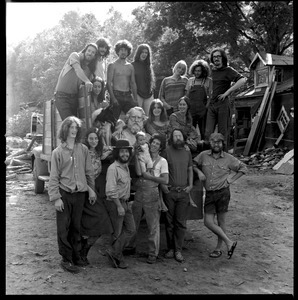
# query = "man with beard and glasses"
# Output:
<box><xmin>204</xmin><ymin>48</ymin><xmax>246</xmax><ymax>150</ymax></box>
<box><xmin>193</xmin><ymin>133</ymin><xmax>247</xmax><ymax>259</ymax></box>
<box><xmin>54</xmin><ymin>43</ymin><xmax>98</xmax><ymax>120</ymax></box>
<box><xmin>107</xmin><ymin>39</ymin><xmax>138</xmax><ymax>119</ymax></box>
<box><xmin>161</xmin><ymin>128</ymin><xmax>193</xmax><ymax>263</ymax></box>
<box><xmin>105</xmin><ymin>139</ymin><xmax>136</xmax><ymax>269</ymax></box>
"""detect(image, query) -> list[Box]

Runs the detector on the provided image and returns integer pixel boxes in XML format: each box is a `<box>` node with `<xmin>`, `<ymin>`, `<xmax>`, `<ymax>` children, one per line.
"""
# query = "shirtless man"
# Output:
<box><xmin>107</xmin><ymin>39</ymin><xmax>138</xmax><ymax>119</ymax></box>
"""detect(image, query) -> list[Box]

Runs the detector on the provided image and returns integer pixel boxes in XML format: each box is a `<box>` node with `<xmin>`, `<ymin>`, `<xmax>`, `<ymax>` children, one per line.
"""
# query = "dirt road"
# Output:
<box><xmin>5</xmin><ymin>168</ymin><xmax>293</xmax><ymax>295</ymax></box>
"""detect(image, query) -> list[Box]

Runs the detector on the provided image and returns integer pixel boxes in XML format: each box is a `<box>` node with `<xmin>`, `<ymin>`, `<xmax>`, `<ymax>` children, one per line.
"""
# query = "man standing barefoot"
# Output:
<box><xmin>107</xmin><ymin>39</ymin><xmax>138</xmax><ymax>119</ymax></box>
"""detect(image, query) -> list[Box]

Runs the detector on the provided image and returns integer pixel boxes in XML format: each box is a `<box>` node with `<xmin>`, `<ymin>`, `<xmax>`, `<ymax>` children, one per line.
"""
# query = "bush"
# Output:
<box><xmin>6</xmin><ymin>109</ymin><xmax>32</xmax><ymax>138</ymax></box>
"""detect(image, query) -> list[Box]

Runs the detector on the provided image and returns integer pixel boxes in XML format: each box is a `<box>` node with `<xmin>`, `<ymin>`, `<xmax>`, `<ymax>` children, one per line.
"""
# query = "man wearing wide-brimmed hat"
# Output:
<box><xmin>105</xmin><ymin>139</ymin><xmax>136</xmax><ymax>269</ymax></box>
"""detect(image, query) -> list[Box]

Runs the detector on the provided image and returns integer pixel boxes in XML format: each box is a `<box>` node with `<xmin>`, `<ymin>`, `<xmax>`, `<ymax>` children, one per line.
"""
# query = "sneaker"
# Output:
<box><xmin>174</xmin><ymin>251</ymin><xmax>185</xmax><ymax>263</ymax></box>
<box><xmin>117</xmin><ymin>260</ymin><xmax>128</xmax><ymax>269</ymax></box>
<box><xmin>123</xmin><ymin>247</ymin><xmax>136</xmax><ymax>256</ymax></box>
<box><xmin>164</xmin><ymin>249</ymin><xmax>174</xmax><ymax>259</ymax></box>
<box><xmin>60</xmin><ymin>260</ymin><xmax>81</xmax><ymax>273</ymax></box>
<box><xmin>147</xmin><ymin>255</ymin><xmax>157</xmax><ymax>264</ymax></box>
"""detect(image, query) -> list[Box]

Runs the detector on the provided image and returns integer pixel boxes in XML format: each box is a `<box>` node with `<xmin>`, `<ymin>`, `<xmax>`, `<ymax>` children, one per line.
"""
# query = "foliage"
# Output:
<box><xmin>6</xmin><ymin>109</ymin><xmax>32</xmax><ymax>138</ymax></box>
<box><xmin>7</xmin><ymin>2</ymin><xmax>293</xmax><ymax>119</ymax></box>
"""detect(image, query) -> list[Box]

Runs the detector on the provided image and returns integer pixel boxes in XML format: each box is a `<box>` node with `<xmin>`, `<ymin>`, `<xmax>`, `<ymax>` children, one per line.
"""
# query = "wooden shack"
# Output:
<box><xmin>233</xmin><ymin>52</ymin><xmax>294</xmax><ymax>155</ymax></box>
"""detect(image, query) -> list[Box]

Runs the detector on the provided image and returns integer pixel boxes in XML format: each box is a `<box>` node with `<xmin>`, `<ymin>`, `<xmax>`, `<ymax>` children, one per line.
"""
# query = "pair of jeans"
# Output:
<box><xmin>163</xmin><ymin>190</ymin><xmax>190</xmax><ymax>252</ymax></box>
<box><xmin>205</xmin><ymin>100</ymin><xmax>231</xmax><ymax>150</ymax></box>
<box><xmin>56</xmin><ymin>188</ymin><xmax>86</xmax><ymax>262</ymax></box>
<box><xmin>129</xmin><ymin>185</ymin><xmax>161</xmax><ymax>257</ymax></box>
<box><xmin>105</xmin><ymin>199</ymin><xmax>136</xmax><ymax>262</ymax></box>
<box><xmin>113</xmin><ymin>90</ymin><xmax>138</xmax><ymax>116</ymax></box>
<box><xmin>54</xmin><ymin>92</ymin><xmax>78</xmax><ymax>121</ymax></box>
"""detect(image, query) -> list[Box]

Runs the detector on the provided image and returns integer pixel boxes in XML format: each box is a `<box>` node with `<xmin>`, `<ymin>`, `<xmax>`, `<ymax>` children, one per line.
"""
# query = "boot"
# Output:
<box><xmin>80</xmin><ymin>238</ymin><xmax>92</xmax><ymax>265</ymax></box>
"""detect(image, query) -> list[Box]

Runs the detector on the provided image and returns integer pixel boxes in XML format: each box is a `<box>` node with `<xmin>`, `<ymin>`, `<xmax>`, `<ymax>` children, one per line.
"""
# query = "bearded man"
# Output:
<box><xmin>160</xmin><ymin>128</ymin><xmax>193</xmax><ymax>263</ymax></box>
<box><xmin>54</xmin><ymin>43</ymin><xmax>98</xmax><ymax>120</ymax></box>
<box><xmin>193</xmin><ymin>133</ymin><xmax>247</xmax><ymax>259</ymax></box>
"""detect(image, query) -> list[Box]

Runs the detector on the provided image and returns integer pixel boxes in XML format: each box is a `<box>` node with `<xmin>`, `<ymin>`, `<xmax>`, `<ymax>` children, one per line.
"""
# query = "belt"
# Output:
<box><xmin>168</xmin><ymin>186</ymin><xmax>186</xmax><ymax>193</ymax></box>
<box><xmin>55</xmin><ymin>91</ymin><xmax>78</xmax><ymax>98</ymax></box>
<box><xmin>113</xmin><ymin>90</ymin><xmax>131</xmax><ymax>96</ymax></box>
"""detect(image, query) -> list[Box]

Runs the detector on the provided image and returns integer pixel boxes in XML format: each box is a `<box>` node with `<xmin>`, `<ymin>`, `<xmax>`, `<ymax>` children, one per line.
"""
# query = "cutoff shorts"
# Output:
<box><xmin>204</xmin><ymin>186</ymin><xmax>230</xmax><ymax>214</ymax></box>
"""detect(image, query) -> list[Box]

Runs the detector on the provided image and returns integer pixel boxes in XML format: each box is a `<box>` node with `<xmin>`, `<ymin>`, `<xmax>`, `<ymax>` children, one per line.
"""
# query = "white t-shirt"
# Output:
<box><xmin>152</xmin><ymin>156</ymin><xmax>168</xmax><ymax>177</ymax></box>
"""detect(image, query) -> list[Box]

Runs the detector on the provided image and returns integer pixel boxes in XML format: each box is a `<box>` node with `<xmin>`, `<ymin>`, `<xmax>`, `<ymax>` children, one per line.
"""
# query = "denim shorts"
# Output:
<box><xmin>204</xmin><ymin>186</ymin><xmax>230</xmax><ymax>214</ymax></box>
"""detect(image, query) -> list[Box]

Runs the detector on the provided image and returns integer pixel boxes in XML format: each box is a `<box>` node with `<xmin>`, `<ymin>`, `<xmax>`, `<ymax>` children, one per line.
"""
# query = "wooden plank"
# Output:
<box><xmin>272</xmin><ymin>149</ymin><xmax>294</xmax><ymax>170</ymax></box>
<box><xmin>256</xmin><ymin>81</ymin><xmax>277</xmax><ymax>151</ymax></box>
<box><xmin>243</xmin><ymin>67</ymin><xmax>275</xmax><ymax>156</ymax></box>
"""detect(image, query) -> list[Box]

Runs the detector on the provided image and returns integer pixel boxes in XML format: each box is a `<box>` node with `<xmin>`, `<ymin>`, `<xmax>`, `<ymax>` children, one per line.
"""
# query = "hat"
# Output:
<box><xmin>209</xmin><ymin>132</ymin><xmax>225</xmax><ymax>142</ymax></box>
<box><xmin>113</xmin><ymin>139</ymin><xmax>133</xmax><ymax>149</ymax></box>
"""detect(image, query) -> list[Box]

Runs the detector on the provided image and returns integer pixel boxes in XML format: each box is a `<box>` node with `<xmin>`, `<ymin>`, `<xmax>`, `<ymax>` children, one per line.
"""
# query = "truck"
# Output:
<box><xmin>31</xmin><ymin>86</ymin><xmax>203</xmax><ymax>220</ymax></box>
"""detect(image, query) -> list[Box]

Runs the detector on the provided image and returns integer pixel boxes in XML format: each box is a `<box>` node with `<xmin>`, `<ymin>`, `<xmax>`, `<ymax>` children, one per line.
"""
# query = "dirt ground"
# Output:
<box><xmin>5</xmin><ymin>167</ymin><xmax>293</xmax><ymax>295</ymax></box>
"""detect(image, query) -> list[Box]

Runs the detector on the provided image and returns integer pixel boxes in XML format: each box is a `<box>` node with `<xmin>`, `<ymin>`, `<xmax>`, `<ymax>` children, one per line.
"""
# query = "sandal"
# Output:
<box><xmin>209</xmin><ymin>250</ymin><xmax>222</xmax><ymax>258</ymax></box>
<box><xmin>227</xmin><ymin>241</ymin><xmax>237</xmax><ymax>259</ymax></box>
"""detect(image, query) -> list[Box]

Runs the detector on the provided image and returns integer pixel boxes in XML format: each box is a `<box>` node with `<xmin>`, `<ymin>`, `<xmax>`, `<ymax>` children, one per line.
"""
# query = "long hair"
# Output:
<box><xmin>81</xmin><ymin>42</ymin><xmax>98</xmax><ymax>75</ymax></box>
<box><xmin>133</xmin><ymin>44</ymin><xmax>156</xmax><ymax>91</ymax></box>
<box><xmin>84</xmin><ymin>127</ymin><xmax>104</xmax><ymax>155</ymax></box>
<box><xmin>114</xmin><ymin>39</ymin><xmax>133</xmax><ymax>57</ymax></box>
<box><xmin>189</xmin><ymin>59</ymin><xmax>211</xmax><ymax>78</ymax></box>
<box><xmin>148</xmin><ymin>99</ymin><xmax>168</xmax><ymax>123</ymax></box>
<box><xmin>112</xmin><ymin>147</ymin><xmax>133</xmax><ymax>162</ymax></box>
<box><xmin>210</xmin><ymin>48</ymin><xmax>228</xmax><ymax>67</ymax></box>
<box><xmin>58</xmin><ymin>116</ymin><xmax>82</xmax><ymax>143</ymax></box>
<box><xmin>149</xmin><ymin>133</ymin><xmax>166</xmax><ymax>153</ymax></box>
<box><xmin>168</xmin><ymin>128</ymin><xmax>186</xmax><ymax>146</ymax></box>
<box><xmin>172</xmin><ymin>60</ymin><xmax>188</xmax><ymax>76</ymax></box>
<box><xmin>95</xmin><ymin>37</ymin><xmax>112</xmax><ymax>58</ymax></box>
<box><xmin>91</xmin><ymin>76</ymin><xmax>105</xmax><ymax>104</ymax></box>
<box><xmin>178</xmin><ymin>96</ymin><xmax>192</xmax><ymax>124</ymax></box>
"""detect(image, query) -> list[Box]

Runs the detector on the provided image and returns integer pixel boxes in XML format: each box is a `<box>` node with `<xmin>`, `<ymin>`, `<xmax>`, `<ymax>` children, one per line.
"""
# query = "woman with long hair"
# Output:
<box><xmin>186</xmin><ymin>59</ymin><xmax>212</xmax><ymax>140</ymax></box>
<box><xmin>168</xmin><ymin>96</ymin><xmax>200</xmax><ymax>153</ymax></box>
<box><xmin>132</xmin><ymin>44</ymin><xmax>156</xmax><ymax>116</ymax></box>
<box><xmin>144</xmin><ymin>99</ymin><xmax>170</xmax><ymax>141</ymax></box>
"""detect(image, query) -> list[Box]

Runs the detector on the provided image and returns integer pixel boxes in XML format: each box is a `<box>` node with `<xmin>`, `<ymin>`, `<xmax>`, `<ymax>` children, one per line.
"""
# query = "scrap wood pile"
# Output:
<box><xmin>6</xmin><ymin>136</ymin><xmax>40</xmax><ymax>180</ymax></box>
<box><xmin>237</xmin><ymin>147</ymin><xmax>294</xmax><ymax>174</ymax></box>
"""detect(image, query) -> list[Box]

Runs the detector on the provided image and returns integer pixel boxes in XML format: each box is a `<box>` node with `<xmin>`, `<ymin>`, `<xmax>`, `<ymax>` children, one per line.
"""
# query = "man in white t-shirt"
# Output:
<box><xmin>124</xmin><ymin>133</ymin><xmax>169</xmax><ymax>264</ymax></box>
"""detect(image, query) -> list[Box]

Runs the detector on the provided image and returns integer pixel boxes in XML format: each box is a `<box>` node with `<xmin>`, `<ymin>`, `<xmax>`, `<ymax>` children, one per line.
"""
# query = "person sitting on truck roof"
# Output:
<box><xmin>54</xmin><ymin>43</ymin><xmax>98</xmax><ymax>120</ymax></box>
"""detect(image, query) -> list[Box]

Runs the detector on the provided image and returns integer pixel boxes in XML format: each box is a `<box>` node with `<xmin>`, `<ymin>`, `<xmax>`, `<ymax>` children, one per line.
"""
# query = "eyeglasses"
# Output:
<box><xmin>213</xmin><ymin>55</ymin><xmax>222</xmax><ymax>59</ymax></box>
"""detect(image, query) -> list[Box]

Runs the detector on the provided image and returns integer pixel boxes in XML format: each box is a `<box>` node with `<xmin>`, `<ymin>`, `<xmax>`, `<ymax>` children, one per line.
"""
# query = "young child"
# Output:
<box><xmin>135</xmin><ymin>131</ymin><xmax>153</xmax><ymax>174</ymax></box>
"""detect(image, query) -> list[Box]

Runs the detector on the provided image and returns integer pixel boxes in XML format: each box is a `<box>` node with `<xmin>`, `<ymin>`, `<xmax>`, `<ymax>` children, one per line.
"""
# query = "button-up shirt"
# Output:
<box><xmin>48</xmin><ymin>142</ymin><xmax>95</xmax><ymax>201</ymax></box>
<box><xmin>193</xmin><ymin>150</ymin><xmax>247</xmax><ymax>191</ymax></box>
<box><xmin>106</xmin><ymin>160</ymin><xmax>131</xmax><ymax>201</ymax></box>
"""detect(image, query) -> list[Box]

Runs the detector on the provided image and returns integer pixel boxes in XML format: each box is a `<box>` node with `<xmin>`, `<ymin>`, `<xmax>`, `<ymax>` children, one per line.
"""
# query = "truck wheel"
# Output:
<box><xmin>33</xmin><ymin>163</ymin><xmax>45</xmax><ymax>194</ymax></box>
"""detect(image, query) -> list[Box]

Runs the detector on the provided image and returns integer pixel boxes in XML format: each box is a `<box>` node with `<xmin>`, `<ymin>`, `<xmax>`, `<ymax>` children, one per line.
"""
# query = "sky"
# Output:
<box><xmin>6</xmin><ymin>2</ymin><xmax>145</xmax><ymax>46</ymax></box>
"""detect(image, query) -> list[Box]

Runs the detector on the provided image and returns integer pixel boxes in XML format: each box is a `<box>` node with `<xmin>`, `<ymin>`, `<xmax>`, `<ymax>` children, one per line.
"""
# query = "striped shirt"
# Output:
<box><xmin>158</xmin><ymin>76</ymin><xmax>188</xmax><ymax>112</ymax></box>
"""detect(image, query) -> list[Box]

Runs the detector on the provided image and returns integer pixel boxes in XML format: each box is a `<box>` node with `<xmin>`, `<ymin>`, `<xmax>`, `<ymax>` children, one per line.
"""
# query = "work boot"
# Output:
<box><xmin>60</xmin><ymin>258</ymin><xmax>80</xmax><ymax>274</ymax></box>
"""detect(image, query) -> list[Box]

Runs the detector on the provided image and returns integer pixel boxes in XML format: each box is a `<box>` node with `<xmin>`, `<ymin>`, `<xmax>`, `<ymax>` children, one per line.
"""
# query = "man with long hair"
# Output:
<box><xmin>205</xmin><ymin>48</ymin><xmax>246</xmax><ymax>150</ymax></box>
<box><xmin>107</xmin><ymin>39</ymin><xmax>138</xmax><ymax>119</ymax></box>
<box><xmin>54</xmin><ymin>43</ymin><xmax>98</xmax><ymax>120</ymax></box>
<box><xmin>48</xmin><ymin>116</ymin><xmax>95</xmax><ymax>273</ymax></box>
<box><xmin>161</xmin><ymin>128</ymin><xmax>193</xmax><ymax>263</ymax></box>
<box><xmin>95</xmin><ymin>37</ymin><xmax>112</xmax><ymax>83</ymax></box>
<box><xmin>105</xmin><ymin>139</ymin><xmax>136</xmax><ymax>269</ymax></box>
<box><xmin>132</xmin><ymin>43</ymin><xmax>156</xmax><ymax>116</ymax></box>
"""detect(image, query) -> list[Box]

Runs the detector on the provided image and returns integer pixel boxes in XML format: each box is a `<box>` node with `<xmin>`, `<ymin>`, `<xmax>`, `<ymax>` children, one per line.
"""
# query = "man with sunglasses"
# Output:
<box><xmin>205</xmin><ymin>48</ymin><xmax>246</xmax><ymax>151</ymax></box>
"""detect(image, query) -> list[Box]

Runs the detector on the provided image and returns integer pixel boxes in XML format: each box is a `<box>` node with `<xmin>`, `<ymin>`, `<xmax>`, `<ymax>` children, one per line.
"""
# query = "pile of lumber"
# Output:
<box><xmin>238</xmin><ymin>147</ymin><xmax>294</xmax><ymax>174</ymax></box>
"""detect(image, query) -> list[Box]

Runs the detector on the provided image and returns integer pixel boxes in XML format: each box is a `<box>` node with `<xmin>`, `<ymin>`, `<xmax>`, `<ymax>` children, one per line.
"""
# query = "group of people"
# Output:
<box><xmin>48</xmin><ymin>37</ymin><xmax>248</xmax><ymax>274</ymax></box>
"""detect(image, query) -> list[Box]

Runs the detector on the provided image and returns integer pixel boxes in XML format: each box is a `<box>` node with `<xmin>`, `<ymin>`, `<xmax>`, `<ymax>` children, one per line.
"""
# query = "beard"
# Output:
<box><xmin>211</xmin><ymin>146</ymin><xmax>223</xmax><ymax>154</ymax></box>
<box><xmin>172</xmin><ymin>140</ymin><xmax>185</xmax><ymax>149</ymax></box>
<box><xmin>118</xmin><ymin>155</ymin><xmax>130</xmax><ymax>164</ymax></box>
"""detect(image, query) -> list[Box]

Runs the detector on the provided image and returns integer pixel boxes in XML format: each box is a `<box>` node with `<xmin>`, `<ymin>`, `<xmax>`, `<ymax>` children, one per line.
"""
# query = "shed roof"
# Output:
<box><xmin>249</xmin><ymin>52</ymin><xmax>293</xmax><ymax>70</ymax></box>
